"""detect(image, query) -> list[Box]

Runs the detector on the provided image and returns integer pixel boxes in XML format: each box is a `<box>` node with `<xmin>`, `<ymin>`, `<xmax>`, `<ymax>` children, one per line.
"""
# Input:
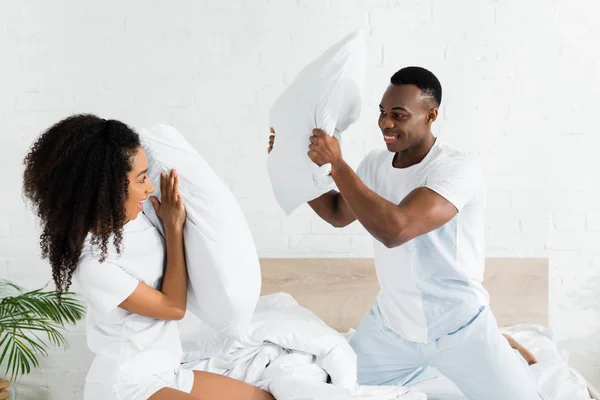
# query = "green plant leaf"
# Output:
<box><xmin>0</xmin><ymin>290</ymin><xmax>85</xmax><ymax>328</ymax></box>
<box><xmin>0</xmin><ymin>281</ymin><xmax>85</xmax><ymax>381</ymax></box>
<box><xmin>0</xmin><ymin>331</ymin><xmax>12</xmax><ymax>369</ymax></box>
<box><xmin>0</xmin><ymin>280</ymin><xmax>22</xmax><ymax>297</ymax></box>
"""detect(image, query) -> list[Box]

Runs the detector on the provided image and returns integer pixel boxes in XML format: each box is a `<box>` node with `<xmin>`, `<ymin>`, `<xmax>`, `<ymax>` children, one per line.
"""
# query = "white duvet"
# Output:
<box><xmin>179</xmin><ymin>293</ymin><xmax>425</xmax><ymax>400</ymax></box>
<box><xmin>179</xmin><ymin>293</ymin><xmax>591</xmax><ymax>400</ymax></box>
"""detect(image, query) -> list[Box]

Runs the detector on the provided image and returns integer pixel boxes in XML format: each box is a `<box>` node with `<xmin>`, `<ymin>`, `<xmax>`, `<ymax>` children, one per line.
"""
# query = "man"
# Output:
<box><xmin>268</xmin><ymin>66</ymin><xmax>541</xmax><ymax>399</ymax></box>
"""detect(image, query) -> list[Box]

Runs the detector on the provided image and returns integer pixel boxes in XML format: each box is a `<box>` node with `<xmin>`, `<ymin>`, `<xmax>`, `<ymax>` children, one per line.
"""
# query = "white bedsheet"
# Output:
<box><xmin>179</xmin><ymin>294</ymin><xmax>590</xmax><ymax>400</ymax></box>
<box><xmin>406</xmin><ymin>324</ymin><xmax>592</xmax><ymax>400</ymax></box>
<box><xmin>179</xmin><ymin>293</ymin><xmax>425</xmax><ymax>400</ymax></box>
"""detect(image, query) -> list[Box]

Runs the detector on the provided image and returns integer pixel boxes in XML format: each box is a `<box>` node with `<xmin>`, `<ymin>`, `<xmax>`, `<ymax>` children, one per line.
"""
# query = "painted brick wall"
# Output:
<box><xmin>1</xmin><ymin>0</ymin><xmax>598</xmax><ymax>397</ymax></box>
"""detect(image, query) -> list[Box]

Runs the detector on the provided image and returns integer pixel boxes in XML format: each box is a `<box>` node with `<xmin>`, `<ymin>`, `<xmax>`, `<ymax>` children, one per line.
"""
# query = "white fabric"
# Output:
<box><xmin>355</xmin><ymin>140</ymin><xmax>488</xmax><ymax>343</ymax></box>
<box><xmin>74</xmin><ymin>213</ymin><xmax>183</xmax><ymax>385</ymax></box>
<box><xmin>139</xmin><ymin>124</ymin><xmax>261</xmax><ymax>339</ymax></box>
<box><xmin>350</xmin><ymin>303</ymin><xmax>543</xmax><ymax>400</ymax></box>
<box><xmin>83</xmin><ymin>368</ymin><xmax>194</xmax><ymax>400</ymax></box>
<box><xmin>267</xmin><ymin>30</ymin><xmax>367</xmax><ymax>215</ymax></box>
<box><xmin>408</xmin><ymin>324</ymin><xmax>593</xmax><ymax>400</ymax></box>
<box><xmin>179</xmin><ymin>293</ymin><xmax>426</xmax><ymax>400</ymax></box>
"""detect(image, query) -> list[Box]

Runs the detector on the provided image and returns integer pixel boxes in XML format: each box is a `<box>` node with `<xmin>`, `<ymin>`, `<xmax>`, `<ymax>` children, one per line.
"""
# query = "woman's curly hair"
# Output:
<box><xmin>23</xmin><ymin>114</ymin><xmax>141</xmax><ymax>296</ymax></box>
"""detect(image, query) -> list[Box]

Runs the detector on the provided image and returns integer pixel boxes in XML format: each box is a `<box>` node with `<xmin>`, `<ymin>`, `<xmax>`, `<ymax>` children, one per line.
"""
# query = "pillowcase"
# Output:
<box><xmin>139</xmin><ymin>124</ymin><xmax>261</xmax><ymax>340</ymax></box>
<box><xmin>267</xmin><ymin>30</ymin><xmax>367</xmax><ymax>215</ymax></box>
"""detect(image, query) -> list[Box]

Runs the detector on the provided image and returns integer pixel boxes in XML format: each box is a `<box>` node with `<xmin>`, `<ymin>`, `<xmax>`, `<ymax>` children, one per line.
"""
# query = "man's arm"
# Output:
<box><xmin>307</xmin><ymin>129</ymin><xmax>480</xmax><ymax>248</ymax></box>
<box><xmin>330</xmin><ymin>160</ymin><xmax>457</xmax><ymax>248</ymax></box>
<box><xmin>308</xmin><ymin>190</ymin><xmax>357</xmax><ymax>228</ymax></box>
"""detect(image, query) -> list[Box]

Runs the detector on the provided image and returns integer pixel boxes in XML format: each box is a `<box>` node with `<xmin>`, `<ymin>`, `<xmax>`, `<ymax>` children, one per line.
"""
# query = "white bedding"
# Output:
<box><xmin>179</xmin><ymin>294</ymin><xmax>591</xmax><ymax>400</ymax></box>
<box><xmin>179</xmin><ymin>293</ymin><xmax>425</xmax><ymax>399</ymax></box>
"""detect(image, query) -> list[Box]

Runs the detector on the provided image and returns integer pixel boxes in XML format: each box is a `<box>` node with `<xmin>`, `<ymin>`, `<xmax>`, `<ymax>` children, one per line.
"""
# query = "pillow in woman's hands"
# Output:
<box><xmin>140</xmin><ymin>124</ymin><xmax>261</xmax><ymax>340</ymax></box>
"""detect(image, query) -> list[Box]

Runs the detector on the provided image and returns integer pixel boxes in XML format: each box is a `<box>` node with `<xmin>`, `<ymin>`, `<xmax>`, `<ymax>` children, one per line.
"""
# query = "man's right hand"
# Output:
<box><xmin>267</xmin><ymin>127</ymin><xmax>275</xmax><ymax>154</ymax></box>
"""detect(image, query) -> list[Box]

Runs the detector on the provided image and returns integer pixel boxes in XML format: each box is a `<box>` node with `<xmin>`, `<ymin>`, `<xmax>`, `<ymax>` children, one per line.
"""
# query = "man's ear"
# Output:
<box><xmin>426</xmin><ymin>107</ymin><xmax>439</xmax><ymax>124</ymax></box>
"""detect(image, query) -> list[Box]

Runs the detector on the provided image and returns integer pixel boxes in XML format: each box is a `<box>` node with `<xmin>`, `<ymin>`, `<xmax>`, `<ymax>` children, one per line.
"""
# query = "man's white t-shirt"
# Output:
<box><xmin>356</xmin><ymin>139</ymin><xmax>489</xmax><ymax>344</ymax></box>
<box><xmin>74</xmin><ymin>212</ymin><xmax>182</xmax><ymax>383</ymax></box>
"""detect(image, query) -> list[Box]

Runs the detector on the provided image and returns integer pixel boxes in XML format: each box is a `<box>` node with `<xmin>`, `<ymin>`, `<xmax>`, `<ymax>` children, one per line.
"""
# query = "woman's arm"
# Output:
<box><xmin>119</xmin><ymin>169</ymin><xmax>188</xmax><ymax>320</ymax></box>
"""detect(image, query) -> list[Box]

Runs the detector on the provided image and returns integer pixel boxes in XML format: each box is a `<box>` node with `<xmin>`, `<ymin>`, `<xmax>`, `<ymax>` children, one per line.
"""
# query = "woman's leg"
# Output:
<box><xmin>189</xmin><ymin>371</ymin><xmax>274</xmax><ymax>400</ymax></box>
<box><xmin>149</xmin><ymin>387</ymin><xmax>198</xmax><ymax>400</ymax></box>
<box><xmin>147</xmin><ymin>370</ymin><xmax>274</xmax><ymax>400</ymax></box>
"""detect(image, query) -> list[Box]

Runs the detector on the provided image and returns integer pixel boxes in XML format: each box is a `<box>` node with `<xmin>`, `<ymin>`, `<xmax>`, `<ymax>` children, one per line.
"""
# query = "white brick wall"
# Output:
<box><xmin>1</xmin><ymin>0</ymin><xmax>599</xmax><ymax>396</ymax></box>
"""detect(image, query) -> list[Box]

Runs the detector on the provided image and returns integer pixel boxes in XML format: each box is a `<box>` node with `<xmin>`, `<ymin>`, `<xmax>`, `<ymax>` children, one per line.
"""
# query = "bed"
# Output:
<box><xmin>259</xmin><ymin>257</ymin><xmax>600</xmax><ymax>399</ymax></box>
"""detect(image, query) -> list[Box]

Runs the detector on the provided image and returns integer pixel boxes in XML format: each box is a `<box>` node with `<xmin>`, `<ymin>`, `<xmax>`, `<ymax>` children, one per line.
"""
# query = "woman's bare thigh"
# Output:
<box><xmin>149</xmin><ymin>387</ymin><xmax>198</xmax><ymax>400</ymax></box>
<box><xmin>188</xmin><ymin>371</ymin><xmax>274</xmax><ymax>400</ymax></box>
<box><xmin>148</xmin><ymin>370</ymin><xmax>274</xmax><ymax>400</ymax></box>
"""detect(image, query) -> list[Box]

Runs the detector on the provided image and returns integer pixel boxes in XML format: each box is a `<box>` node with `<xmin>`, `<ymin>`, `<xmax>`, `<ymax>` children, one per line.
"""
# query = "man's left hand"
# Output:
<box><xmin>308</xmin><ymin>129</ymin><xmax>342</xmax><ymax>167</ymax></box>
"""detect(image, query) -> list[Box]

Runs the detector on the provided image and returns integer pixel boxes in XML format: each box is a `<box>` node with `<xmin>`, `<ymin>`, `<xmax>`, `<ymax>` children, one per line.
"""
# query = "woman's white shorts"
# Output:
<box><xmin>83</xmin><ymin>368</ymin><xmax>195</xmax><ymax>400</ymax></box>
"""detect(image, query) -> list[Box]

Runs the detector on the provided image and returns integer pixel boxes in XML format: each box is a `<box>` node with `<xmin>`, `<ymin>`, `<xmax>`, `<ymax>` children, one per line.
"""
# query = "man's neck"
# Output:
<box><xmin>392</xmin><ymin>133</ymin><xmax>436</xmax><ymax>169</ymax></box>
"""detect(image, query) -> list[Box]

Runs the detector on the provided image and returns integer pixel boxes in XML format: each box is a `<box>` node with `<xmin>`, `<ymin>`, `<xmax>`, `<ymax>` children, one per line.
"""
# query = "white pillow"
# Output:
<box><xmin>267</xmin><ymin>30</ymin><xmax>367</xmax><ymax>215</ymax></box>
<box><xmin>139</xmin><ymin>124</ymin><xmax>261</xmax><ymax>340</ymax></box>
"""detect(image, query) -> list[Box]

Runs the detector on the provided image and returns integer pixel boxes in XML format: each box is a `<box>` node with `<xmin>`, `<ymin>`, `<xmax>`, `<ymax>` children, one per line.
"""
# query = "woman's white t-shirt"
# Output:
<box><xmin>74</xmin><ymin>212</ymin><xmax>182</xmax><ymax>383</ymax></box>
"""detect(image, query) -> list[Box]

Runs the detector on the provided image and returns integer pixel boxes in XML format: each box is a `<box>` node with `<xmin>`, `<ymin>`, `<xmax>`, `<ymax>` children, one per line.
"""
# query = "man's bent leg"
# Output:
<box><xmin>350</xmin><ymin>303</ymin><xmax>423</xmax><ymax>386</ymax></box>
<box><xmin>429</xmin><ymin>307</ymin><xmax>544</xmax><ymax>400</ymax></box>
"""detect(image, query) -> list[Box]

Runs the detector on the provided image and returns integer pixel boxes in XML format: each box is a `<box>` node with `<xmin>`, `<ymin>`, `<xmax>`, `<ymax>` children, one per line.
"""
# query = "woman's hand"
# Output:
<box><xmin>150</xmin><ymin>169</ymin><xmax>186</xmax><ymax>231</ymax></box>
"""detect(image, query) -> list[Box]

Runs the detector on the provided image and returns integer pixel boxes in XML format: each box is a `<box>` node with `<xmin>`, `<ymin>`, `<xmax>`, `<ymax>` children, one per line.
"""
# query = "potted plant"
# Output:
<box><xmin>0</xmin><ymin>279</ymin><xmax>85</xmax><ymax>399</ymax></box>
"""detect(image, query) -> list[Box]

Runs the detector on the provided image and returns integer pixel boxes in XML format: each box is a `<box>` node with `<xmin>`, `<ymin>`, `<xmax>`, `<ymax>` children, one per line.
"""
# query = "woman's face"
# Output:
<box><xmin>125</xmin><ymin>147</ymin><xmax>154</xmax><ymax>222</ymax></box>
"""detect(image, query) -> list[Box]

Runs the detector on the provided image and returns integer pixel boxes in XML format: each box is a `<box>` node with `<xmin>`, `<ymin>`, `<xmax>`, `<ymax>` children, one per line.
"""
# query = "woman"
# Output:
<box><xmin>23</xmin><ymin>114</ymin><xmax>274</xmax><ymax>400</ymax></box>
